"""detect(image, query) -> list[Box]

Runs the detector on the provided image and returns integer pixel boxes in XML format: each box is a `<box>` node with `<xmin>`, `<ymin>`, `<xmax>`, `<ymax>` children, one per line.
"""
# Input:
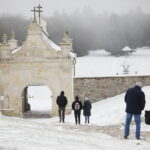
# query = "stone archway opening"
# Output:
<box><xmin>23</xmin><ymin>84</ymin><xmax>52</xmax><ymax>118</ymax></box>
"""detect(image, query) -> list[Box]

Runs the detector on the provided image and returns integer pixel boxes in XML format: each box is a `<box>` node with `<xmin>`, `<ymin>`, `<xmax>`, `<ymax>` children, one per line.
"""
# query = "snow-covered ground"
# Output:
<box><xmin>0</xmin><ymin>86</ymin><xmax>150</xmax><ymax>150</ymax></box>
<box><xmin>76</xmin><ymin>48</ymin><xmax>150</xmax><ymax>77</ymax></box>
<box><xmin>1</xmin><ymin>48</ymin><xmax>150</xmax><ymax>150</ymax></box>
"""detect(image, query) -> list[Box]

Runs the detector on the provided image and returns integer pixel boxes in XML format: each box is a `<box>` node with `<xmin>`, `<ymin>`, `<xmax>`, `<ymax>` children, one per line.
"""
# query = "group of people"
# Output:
<box><xmin>56</xmin><ymin>81</ymin><xmax>146</xmax><ymax>140</ymax></box>
<box><xmin>56</xmin><ymin>91</ymin><xmax>92</xmax><ymax>124</ymax></box>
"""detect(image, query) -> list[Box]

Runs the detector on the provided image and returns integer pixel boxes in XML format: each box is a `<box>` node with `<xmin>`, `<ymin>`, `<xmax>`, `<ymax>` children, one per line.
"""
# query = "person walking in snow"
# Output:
<box><xmin>124</xmin><ymin>82</ymin><xmax>145</xmax><ymax>140</ymax></box>
<box><xmin>72</xmin><ymin>96</ymin><xmax>83</xmax><ymax>124</ymax></box>
<box><xmin>83</xmin><ymin>97</ymin><xmax>92</xmax><ymax>124</ymax></box>
<box><xmin>56</xmin><ymin>91</ymin><xmax>68</xmax><ymax>123</ymax></box>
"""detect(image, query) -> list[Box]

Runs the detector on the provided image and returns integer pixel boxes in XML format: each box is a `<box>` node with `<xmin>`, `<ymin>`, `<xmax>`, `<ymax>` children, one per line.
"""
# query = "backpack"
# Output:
<box><xmin>74</xmin><ymin>102</ymin><xmax>80</xmax><ymax>110</ymax></box>
<box><xmin>145</xmin><ymin>110</ymin><xmax>150</xmax><ymax>125</ymax></box>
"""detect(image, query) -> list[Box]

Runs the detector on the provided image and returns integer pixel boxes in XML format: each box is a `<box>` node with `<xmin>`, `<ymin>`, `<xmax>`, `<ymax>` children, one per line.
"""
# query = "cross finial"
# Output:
<box><xmin>31</xmin><ymin>6</ymin><xmax>37</xmax><ymax>21</ymax></box>
<box><xmin>37</xmin><ymin>4</ymin><xmax>43</xmax><ymax>24</ymax></box>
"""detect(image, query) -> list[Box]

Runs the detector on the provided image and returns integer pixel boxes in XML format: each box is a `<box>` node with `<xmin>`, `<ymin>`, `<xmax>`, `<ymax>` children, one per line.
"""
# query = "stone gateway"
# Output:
<box><xmin>0</xmin><ymin>11</ymin><xmax>75</xmax><ymax>117</ymax></box>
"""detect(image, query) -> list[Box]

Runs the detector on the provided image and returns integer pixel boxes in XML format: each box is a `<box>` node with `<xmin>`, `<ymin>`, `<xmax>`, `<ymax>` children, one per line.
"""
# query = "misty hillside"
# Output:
<box><xmin>0</xmin><ymin>8</ymin><xmax>150</xmax><ymax>56</ymax></box>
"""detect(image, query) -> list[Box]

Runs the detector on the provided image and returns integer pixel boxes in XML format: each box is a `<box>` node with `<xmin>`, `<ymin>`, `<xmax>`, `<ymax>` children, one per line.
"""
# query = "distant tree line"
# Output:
<box><xmin>0</xmin><ymin>7</ymin><xmax>150</xmax><ymax>56</ymax></box>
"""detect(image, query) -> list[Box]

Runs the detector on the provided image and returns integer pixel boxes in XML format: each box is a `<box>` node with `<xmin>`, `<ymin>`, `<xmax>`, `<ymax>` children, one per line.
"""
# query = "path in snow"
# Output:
<box><xmin>59</xmin><ymin>121</ymin><xmax>150</xmax><ymax>141</ymax></box>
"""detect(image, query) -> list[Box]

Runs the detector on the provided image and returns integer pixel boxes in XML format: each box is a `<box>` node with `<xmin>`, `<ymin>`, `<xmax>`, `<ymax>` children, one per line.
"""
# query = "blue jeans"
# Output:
<box><xmin>124</xmin><ymin>113</ymin><xmax>141</xmax><ymax>139</ymax></box>
<box><xmin>85</xmin><ymin>116</ymin><xmax>90</xmax><ymax>123</ymax></box>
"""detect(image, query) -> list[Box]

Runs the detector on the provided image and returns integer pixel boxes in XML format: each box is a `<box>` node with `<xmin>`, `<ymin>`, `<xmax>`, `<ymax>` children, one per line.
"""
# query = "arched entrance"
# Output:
<box><xmin>23</xmin><ymin>84</ymin><xmax>52</xmax><ymax>118</ymax></box>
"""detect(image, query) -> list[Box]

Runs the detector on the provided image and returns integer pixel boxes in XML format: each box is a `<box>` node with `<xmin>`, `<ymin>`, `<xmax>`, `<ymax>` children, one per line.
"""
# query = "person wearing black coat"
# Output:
<box><xmin>83</xmin><ymin>97</ymin><xmax>92</xmax><ymax>124</ymax></box>
<box><xmin>72</xmin><ymin>96</ymin><xmax>83</xmax><ymax>124</ymax></box>
<box><xmin>56</xmin><ymin>91</ymin><xmax>68</xmax><ymax>123</ymax></box>
<box><xmin>124</xmin><ymin>82</ymin><xmax>146</xmax><ymax>140</ymax></box>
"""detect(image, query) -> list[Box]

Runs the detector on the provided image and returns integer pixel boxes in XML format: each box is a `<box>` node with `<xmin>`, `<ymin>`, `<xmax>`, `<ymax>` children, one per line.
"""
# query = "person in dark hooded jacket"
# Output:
<box><xmin>83</xmin><ymin>97</ymin><xmax>92</xmax><ymax>124</ymax></box>
<box><xmin>72</xmin><ymin>96</ymin><xmax>83</xmax><ymax>124</ymax></box>
<box><xmin>56</xmin><ymin>91</ymin><xmax>68</xmax><ymax>123</ymax></box>
<box><xmin>124</xmin><ymin>82</ymin><xmax>145</xmax><ymax>140</ymax></box>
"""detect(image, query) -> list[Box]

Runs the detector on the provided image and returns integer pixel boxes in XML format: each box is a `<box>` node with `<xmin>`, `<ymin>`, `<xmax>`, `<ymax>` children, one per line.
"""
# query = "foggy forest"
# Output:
<box><xmin>0</xmin><ymin>7</ymin><xmax>150</xmax><ymax>56</ymax></box>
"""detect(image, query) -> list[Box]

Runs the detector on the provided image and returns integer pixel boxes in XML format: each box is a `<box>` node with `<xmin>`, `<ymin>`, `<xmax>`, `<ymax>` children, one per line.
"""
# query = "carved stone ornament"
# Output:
<box><xmin>2</xmin><ymin>33</ymin><xmax>7</xmax><ymax>43</ymax></box>
<box><xmin>10</xmin><ymin>31</ymin><xmax>15</xmax><ymax>40</ymax></box>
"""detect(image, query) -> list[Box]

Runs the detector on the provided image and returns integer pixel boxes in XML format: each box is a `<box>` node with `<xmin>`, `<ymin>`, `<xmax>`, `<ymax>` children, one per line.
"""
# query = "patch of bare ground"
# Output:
<box><xmin>60</xmin><ymin>123</ymin><xmax>150</xmax><ymax>141</ymax></box>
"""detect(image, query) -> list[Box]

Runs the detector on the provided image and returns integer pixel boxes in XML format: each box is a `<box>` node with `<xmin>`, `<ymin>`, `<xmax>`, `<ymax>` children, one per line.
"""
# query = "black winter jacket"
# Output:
<box><xmin>56</xmin><ymin>95</ymin><xmax>68</xmax><ymax>108</ymax></box>
<box><xmin>125</xmin><ymin>86</ymin><xmax>145</xmax><ymax>114</ymax></box>
<box><xmin>83</xmin><ymin>100</ymin><xmax>92</xmax><ymax>116</ymax></box>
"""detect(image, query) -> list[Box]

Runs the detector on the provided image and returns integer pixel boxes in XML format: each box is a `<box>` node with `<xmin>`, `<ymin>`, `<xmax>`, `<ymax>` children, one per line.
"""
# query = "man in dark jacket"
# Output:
<box><xmin>56</xmin><ymin>91</ymin><xmax>68</xmax><ymax>123</ymax></box>
<box><xmin>124</xmin><ymin>82</ymin><xmax>146</xmax><ymax>140</ymax></box>
<box><xmin>72</xmin><ymin>96</ymin><xmax>83</xmax><ymax>124</ymax></box>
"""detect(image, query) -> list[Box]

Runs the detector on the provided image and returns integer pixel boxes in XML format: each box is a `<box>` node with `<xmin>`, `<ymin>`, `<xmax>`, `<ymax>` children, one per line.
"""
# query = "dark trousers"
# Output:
<box><xmin>58</xmin><ymin>107</ymin><xmax>65</xmax><ymax>122</ymax></box>
<box><xmin>74</xmin><ymin>110</ymin><xmax>81</xmax><ymax>124</ymax></box>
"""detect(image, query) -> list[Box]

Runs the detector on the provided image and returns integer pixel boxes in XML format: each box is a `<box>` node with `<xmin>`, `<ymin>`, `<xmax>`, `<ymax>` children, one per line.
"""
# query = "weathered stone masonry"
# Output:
<box><xmin>0</xmin><ymin>21</ymin><xmax>74</xmax><ymax>117</ymax></box>
<box><xmin>74</xmin><ymin>76</ymin><xmax>150</xmax><ymax>103</ymax></box>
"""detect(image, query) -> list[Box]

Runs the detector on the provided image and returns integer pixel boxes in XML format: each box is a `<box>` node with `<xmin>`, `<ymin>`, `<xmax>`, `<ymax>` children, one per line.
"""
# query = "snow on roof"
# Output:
<box><xmin>11</xmin><ymin>46</ymin><xmax>22</xmax><ymax>54</ymax></box>
<box><xmin>70</xmin><ymin>52</ymin><xmax>77</xmax><ymax>58</ymax></box>
<box><xmin>122</xmin><ymin>46</ymin><xmax>132</xmax><ymax>51</ymax></box>
<box><xmin>42</xmin><ymin>32</ymin><xmax>61</xmax><ymax>51</ymax></box>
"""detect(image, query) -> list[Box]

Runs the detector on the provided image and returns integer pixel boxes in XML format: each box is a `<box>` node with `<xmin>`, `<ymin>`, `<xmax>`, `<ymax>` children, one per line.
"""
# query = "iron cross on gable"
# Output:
<box><xmin>31</xmin><ymin>6</ymin><xmax>37</xmax><ymax>21</ymax></box>
<box><xmin>37</xmin><ymin>4</ymin><xmax>43</xmax><ymax>24</ymax></box>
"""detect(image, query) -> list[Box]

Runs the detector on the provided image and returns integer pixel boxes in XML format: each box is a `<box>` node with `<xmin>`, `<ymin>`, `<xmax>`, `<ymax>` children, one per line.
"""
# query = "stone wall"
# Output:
<box><xmin>74</xmin><ymin>75</ymin><xmax>150</xmax><ymax>102</ymax></box>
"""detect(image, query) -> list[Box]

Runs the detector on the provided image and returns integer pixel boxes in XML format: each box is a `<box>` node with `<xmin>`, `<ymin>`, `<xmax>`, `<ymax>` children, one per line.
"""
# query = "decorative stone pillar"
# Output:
<box><xmin>2</xmin><ymin>34</ymin><xmax>7</xmax><ymax>44</ymax></box>
<box><xmin>0</xmin><ymin>34</ymin><xmax>10</xmax><ymax>59</ymax></box>
<box><xmin>59</xmin><ymin>31</ymin><xmax>73</xmax><ymax>57</ymax></box>
<box><xmin>8</xmin><ymin>31</ymin><xmax>18</xmax><ymax>50</ymax></box>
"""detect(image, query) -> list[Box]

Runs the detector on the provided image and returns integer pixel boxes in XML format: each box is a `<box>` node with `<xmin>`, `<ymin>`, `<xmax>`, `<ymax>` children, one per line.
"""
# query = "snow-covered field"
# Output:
<box><xmin>76</xmin><ymin>48</ymin><xmax>150</xmax><ymax>77</ymax></box>
<box><xmin>0</xmin><ymin>86</ymin><xmax>150</xmax><ymax>150</ymax></box>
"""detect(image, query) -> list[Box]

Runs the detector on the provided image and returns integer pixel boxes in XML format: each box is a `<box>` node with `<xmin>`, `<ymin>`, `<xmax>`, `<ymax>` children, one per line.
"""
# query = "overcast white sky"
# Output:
<box><xmin>0</xmin><ymin>0</ymin><xmax>150</xmax><ymax>17</ymax></box>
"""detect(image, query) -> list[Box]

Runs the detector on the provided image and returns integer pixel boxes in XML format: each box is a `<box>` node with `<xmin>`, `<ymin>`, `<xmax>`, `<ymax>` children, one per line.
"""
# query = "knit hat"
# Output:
<box><xmin>136</xmin><ymin>82</ymin><xmax>143</xmax><ymax>88</ymax></box>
